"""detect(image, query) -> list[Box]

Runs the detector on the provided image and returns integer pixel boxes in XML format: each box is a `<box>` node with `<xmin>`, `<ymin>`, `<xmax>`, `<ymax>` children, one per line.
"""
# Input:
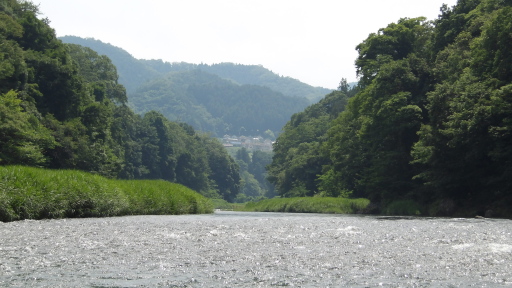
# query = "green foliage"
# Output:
<box><xmin>355</xmin><ymin>17</ymin><xmax>432</xmax><ymax>88</ymax></box>
<box><xmin>267</xmin><ymin>88</ymin><xmax>351</xmax><ymax>197</ymax></box>
<box><xmin>267</xmin><ymin>0</ymin><xmax>512</xmax><ymax>217</ymax></box>
<box><xmin>0</xmin><ymin>166</ymin><xmax>213</xmax><ymax>222</ymax></box>
<box><xmin>6</xmin><ymin>0</ymin><xmax>512</xmax><ymax>218</ymax></box>
<box><xmin>243</xmin><ymin>197</ymin><xmax>370</xmax><ymax>214</ymax></box>
<box><xmin>410</xmin><ymin>0</ymin><xmax>512</xmax><ymax>213</ymax></box>
<box><xmin>239</xmin><ymin>171</ymin><xmax>262</xmax><ymax>199</ymax></box>
<box><xmin>58</xmin><ymin>36</ymin><xmax>161</xmax><ymax>95</ymax></box>
<box><xmin>113</xmin><ymin>179</ymin><xmax>212</xmax><ymax>215</ymax></box>
<box><xmin>0</xmin><ymin>0</ymin><xmax>241</xmax><ymax>206</ymax></box>
<box><xmin>200</xmin><ymin>135</ymin><xmax>240</xmax><ymax>202</ymax></box>
<box><xmin>0</xmin><ymin>90</ymin><xmax>55</xmax><ymax>165</ymax></box>
<box><xmin>236</xmin><ymin>147</ymin><xmax>251</xmax><ymax>164</ymax></box>
<box><xmin>65</xmin><ymin>44</ymin><xmax>127</xmax><ymax>104</ymax></box>
<box><xmin>320</xmin><ymin>17</ymin><xmax>437</xmax><ymax>204</ymax></box>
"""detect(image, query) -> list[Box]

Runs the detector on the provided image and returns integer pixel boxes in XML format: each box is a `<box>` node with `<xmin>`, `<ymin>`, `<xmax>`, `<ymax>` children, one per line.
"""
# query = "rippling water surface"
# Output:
<box><xmin>1</xmin><ymin>211</ymin><xmax>512</xmax><ymax>287</ymax></box>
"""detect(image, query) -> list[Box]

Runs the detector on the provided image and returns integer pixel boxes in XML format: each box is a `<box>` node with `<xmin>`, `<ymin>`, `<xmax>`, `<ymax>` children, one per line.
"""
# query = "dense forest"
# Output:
<box><xmin>269</xmin><ymin>0</ymin><xmax>512</xmax><ymax>217</ymax></box>
<box><xmin>0</xmin><ymin>0</ymin><xmax>240</xmax><ymax>201</ymax></box>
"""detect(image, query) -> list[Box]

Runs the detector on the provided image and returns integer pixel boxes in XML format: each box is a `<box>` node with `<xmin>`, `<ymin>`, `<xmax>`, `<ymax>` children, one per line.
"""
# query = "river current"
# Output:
<box><xmin>1</xmin><ymin>211</ymin><xmax>511</xmax><ymax>287</ymax></box>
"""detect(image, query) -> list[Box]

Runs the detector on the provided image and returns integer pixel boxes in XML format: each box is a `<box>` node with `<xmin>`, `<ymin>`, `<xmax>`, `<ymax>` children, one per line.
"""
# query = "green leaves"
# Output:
<box><xmin>267</xmin><ymin>90</ymin><xmax>350</xmax><ymax>197</ymax></box>
<box><xmin>355</xmin><ymin>17</ymin><xmax>431</xmax><ymax>88</ymax></box>
<box><xmin>0</xmin><ymin>90</ymin><xmax>55</xmax><ymax>165</ymax></box>
<box><xmin>263</xmin><ymin>0</ymin><xmax>512</xmax><ymax>215</ymax></box>
<box><xmin>409</xmin><ymin>1</ymin><xmax>512</xmax><ymax>211</ymax></box>
<box><xmin>470</xmin><ymin>7</ymin><xmax>512</xmax><ymax>84</ymax></box>
<box><xmin>66</xmin><ymin>44</ymin><xmax>127</xmax><ymax>104</ymax></box>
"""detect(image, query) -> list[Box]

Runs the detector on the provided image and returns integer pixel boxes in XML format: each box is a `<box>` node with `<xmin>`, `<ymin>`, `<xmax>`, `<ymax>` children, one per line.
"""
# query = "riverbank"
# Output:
<box><xmin>242</xmin><ymin>197</ymin><xmax>370</xmax><ymax>214</ymax></box>
<box><xmin>0</xmin><ymin>166</ymin><xmax>213</xmax><ymax>222</ymax></box>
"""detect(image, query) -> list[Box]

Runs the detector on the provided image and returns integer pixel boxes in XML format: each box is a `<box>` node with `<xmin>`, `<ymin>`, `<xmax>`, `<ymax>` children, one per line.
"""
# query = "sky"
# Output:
<box><xmin>36</xmin><ymin>0</ymin><xmax>459</xmax><ymax>89</ymax></box>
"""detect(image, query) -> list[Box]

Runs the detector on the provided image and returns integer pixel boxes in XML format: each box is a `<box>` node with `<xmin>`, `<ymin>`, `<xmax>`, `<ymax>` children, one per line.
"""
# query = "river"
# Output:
<box><xmin>1</xmin><ymin>211</ymin><xmax>511</xmax><ymax>287</ymax></box>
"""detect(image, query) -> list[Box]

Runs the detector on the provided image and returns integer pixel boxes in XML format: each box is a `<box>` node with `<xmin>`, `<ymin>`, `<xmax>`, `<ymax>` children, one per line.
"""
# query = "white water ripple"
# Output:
<box><xmin>0</xmin><ymin>212</ymin><xmax>511</xmax><ymax>287</ymax></box>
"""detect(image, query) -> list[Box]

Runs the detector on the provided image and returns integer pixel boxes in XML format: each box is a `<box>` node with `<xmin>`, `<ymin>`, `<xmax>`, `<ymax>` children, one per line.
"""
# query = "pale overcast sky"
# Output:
<box><xmin>37</xmin><ymin>0</ymin><xmax>458</xmax><ymax>89</ymax></box>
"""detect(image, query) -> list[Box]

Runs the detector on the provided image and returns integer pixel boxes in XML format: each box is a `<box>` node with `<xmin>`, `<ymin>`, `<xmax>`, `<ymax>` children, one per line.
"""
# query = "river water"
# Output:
<box><xmin>1</xmin><ymin>211</ymin><xmax>511</xmax><ymax>287</ymax></box>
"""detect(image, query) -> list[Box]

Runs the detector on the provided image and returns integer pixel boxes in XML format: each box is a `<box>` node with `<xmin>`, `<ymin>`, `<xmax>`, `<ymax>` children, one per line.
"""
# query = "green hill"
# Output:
<box><xmin>58</xmin><ymin>36</ymin><xmax>160</xmax><ymax>94</ymax></box>
<box><xmin>131</xmin><ymin>69</ymin><xmax>309</xmax><ymax>136</ymax></box>
<box><xmin>145</xmin><ymin>61</ymin><xmax>334</xmax><ymax>102</ymax></box>
<box><xmin>59</xmin><ymin>36</ymin><xmax>314</xmax><ymax>136</ymax></box>
<box><xmin>60</xmin><ymin>36</ymin><xmax>332</xmax><ymax>101</ymax></box>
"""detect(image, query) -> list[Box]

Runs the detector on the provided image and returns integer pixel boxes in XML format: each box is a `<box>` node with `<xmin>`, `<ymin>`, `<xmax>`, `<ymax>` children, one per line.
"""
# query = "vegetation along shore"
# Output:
<box><xmin>0</xmin><ymin>166</ymin><xmax>213</xmax><ymax>222</ymax></box>
<box><xmin>242</xmin><ymin>197</ymin><xmax>370</xmax><ymax>214</ymax></box>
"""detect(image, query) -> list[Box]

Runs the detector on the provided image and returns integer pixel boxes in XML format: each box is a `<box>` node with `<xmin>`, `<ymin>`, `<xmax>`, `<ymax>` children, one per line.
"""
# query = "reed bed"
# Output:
<box><xmin>0</xmin><ymin>166</ymin><xmax>213</xmax><ymax>222</ymax></box>
<box><xmin>243</xmin><ymin>197</ymin><xmax>370</xmax><ymax>214</ymax></box>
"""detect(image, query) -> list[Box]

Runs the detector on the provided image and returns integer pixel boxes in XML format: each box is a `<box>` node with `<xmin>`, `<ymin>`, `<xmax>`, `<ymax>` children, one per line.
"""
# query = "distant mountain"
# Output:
<box><xmin>59</xmin><ymin>36</ymin><xmax>159</xmax><ymax>94</ymax></box>
<box><xmin>59</xmin><ymin>36</ymin><xmax>312</xmax><ymax>136</ymax></box>
<box><xmin>142</xmin><ymin>61</ymin><xmax>333</xmax><ymax>102</ymax></box>
<box><xmin>131</xmin><ymin>69</ymin><xmax>309</xmax><ymax>136</ymax></box>
<box><xmin>59</xmin><ymin>36</ymin><xmax>332</xmax><ymax>102</ymax></box>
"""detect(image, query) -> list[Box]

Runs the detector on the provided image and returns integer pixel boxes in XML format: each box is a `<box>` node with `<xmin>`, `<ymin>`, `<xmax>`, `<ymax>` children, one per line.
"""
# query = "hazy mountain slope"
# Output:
<box><xmin>199</xmin><ymin>62</ymin><xmax>333</xmax><ymax>101</ymax></box>
<box><xmin>60</xmin><ymin>36</ymin><xmax>160</xmax><ymax>93</ymax></box>
<box><xmin>132</xmin><ymin>69</ymin><xmax>310</xmax><ymax>136</ymax></box>
<box><xmin>59</xmin><ymin>36</ymin><xmax>332</xmax><ymax>101</ymax></box>
<box><xmin>60</xmin><ymin>36</ymin><xmax>314</xmax><ymax>136</ymax></box>
<box><xmin>142</xmin><ymin>62</ymin><xmax>334</xmax><ymax>101</ymax></box>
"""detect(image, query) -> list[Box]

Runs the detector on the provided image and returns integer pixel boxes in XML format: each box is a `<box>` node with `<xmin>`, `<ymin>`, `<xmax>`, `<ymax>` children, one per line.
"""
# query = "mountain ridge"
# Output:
<box><xmin>59</xmin><ymin>36</ymin><xmax>313</xmax><ymax>137</ymax></box>
<box><xmin>59</xmin><ymin>36</ymin><xmax>333</xmax><ymax>102</ymax></box>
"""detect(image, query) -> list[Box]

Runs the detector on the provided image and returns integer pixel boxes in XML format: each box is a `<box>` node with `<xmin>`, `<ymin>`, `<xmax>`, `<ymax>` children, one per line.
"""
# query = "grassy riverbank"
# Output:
<box><xmin>242</xmin><ymin>197</ymin><xmax>370</xmax><ymax>214</ymax></box>
<box><xmin>0</xmin><ymin>166</ymin><xmax>213</xmax><ymax>222</ymax></box>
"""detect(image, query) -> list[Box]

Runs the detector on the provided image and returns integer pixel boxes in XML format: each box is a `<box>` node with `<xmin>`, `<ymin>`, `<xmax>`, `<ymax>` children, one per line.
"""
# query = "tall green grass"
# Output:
<box><xmin>243</xmin><ymin>197</ymin><xmax>370</xmax><ymax>214</ymax></box>
<box><xmin>0</xmin><ymin>166</ymin><xmax>213</xmax><ymax>222</ymax></box>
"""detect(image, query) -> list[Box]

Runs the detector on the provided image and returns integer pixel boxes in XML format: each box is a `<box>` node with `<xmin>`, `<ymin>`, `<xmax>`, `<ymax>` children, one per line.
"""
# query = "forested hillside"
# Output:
<box><xmin>144</xmin><ymin>61</ymin><xmax>333</xmax><ymax>102</ymax></box>
<box><xmin>58</xmin><ymin>36</ymin><xmax>160</xmax><ymax>94</ymax></box>
<box><xmin>0</xmin><ymin>0</ymin><xmax>240</xmax><ymax>201</ymax></box>
<box><xmin>131</xmin><ymin>69</ymin><xmax>309</xmax><ymax>136</ymax></box>
<box><xmin>269</xmin><ymin>0</ymin><xmax>512</xmax><ymax>217</ymax></box>
<box><xmin>60</xmin><ymin>36</ymin><xmax>315</xmax><ymax>136</ymax></box>
<box><xmin>268</xmin><ymin>80</ymin><xmax>356</xmax><ymax>197</ymax></box>
<box><xmin>60</xmin><ymin>36</ymin><xmax>333</xmax><ymax>101</ymax></box>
